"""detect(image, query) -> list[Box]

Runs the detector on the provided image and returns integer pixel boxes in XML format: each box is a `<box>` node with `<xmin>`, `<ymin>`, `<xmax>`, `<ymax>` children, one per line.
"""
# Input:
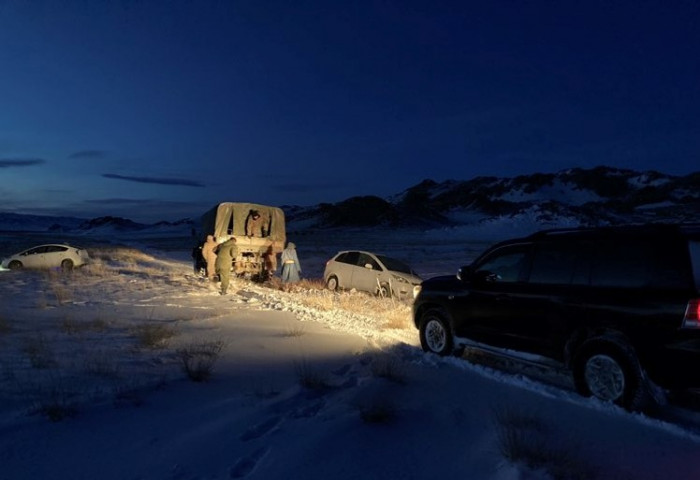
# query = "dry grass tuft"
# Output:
<box><xmin>81</xmin><ymin>260</ymin><xmax>117</xmax><ymax>278</ymax></box>
<box><xmin>132</xmin><ymin>324</ymin><xmax>178</xmax><ymax>349</ymax></box>
<box><xmin>267</xmin><ymin>277</ymin><xmax>326</xmax><ymax>293</ymax></box>
<box><xmin>177</xmin><ymin>340</ymin><xmax>225</xmax><ymax>382</ymax></box>
<box><xmin>22</xmin><ymin>334</ymin><xmax>57</xmax><ymax>369</ymax></box>
<box><xmin>295</xmin><ymin>358</ymin><xmax>329</xmax><ymax>390</ymax></box>
<box><xmin>83</xmin><ymin>351</ymin><xmax>122</xmax><ymax>378</ymax></box>
<box><xmin>29</xmin><ymin>375</ymin><xmax>78</xmax><ymax>421</ymax></box>
<box><xmin>356</xmin><ymin>397</ymin><xmax>397</xmax><ymax>424</ymax></box>
<box><xmin>113</xmin><ymin>384</ymin><xmax>145</xmax><ymax>408</ymax></box>
<box><xmin>89</xmin><ymin>246</ymin><xmax>157</xmax><ymax>264</ymax></box>
<box><xmin>44</xmin><ymin>270</ymin><xmax>74</xmax><ymax>305</ymax></box>
<box><xmin>281</xmin><ymin>322</ymin><xmax>307</xmax><ymax>338</ymax></box>
<box><xmin>61</xmin><ymin>316</ymin><xmax>109</xmax><ymax>334</ymax></box>
<box><xmin>370</xmin><ymin>355</ymin><xmax>406</xmax><ymax>384</ymax></box>
<box><xmin>0</xmin><ymin>316</ymin><xmax>11</xmax><ymax>335</ymax></box>
<box><xmin>492</xmin><ymin>405</ymin><xmax>595</xmax><ymax>480</ymax></box>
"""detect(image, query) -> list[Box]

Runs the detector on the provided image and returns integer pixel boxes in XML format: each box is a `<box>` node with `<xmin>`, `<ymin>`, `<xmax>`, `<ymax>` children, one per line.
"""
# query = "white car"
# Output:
<box><xmin>1</xmin><ymin>244</ymin><xmax>90</xmax><ymax>271</ymax></box>
<box><xmin>323</xmin><ymin>250</ymin><xmax>422</xmax><ymax>298</ymax></box>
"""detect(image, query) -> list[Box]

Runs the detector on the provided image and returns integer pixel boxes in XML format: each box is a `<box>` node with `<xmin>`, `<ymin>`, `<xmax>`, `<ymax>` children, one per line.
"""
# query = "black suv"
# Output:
<box><xmin>413</xmin><ymin>223</ymin><xmax>700</xmax><ymax>410</ymax></box>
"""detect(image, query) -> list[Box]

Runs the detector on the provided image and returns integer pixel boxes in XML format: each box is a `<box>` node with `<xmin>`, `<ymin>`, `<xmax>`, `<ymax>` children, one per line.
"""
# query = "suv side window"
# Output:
<box><xmin>529</xmin><ymin>242</ymin><xmax>587</xmax><ymax>285</ymax></box>
<box><xmin>590</xmin><ymin>241</ymin><xmax>652</xmax><ymax>288</ymax></box>
<box><xmin>474</xmin><ymin>245</ymin><xmax>530</xmax><ymax>283</ymax></box>
<box><xmin>651</xmin><ymin>239</ymin><xmax>694</xmax><ymax>289</ymax></box>
<box><xmin>690</xmin><ymin>240</ymin><xmax>700</xmax><ymax>289</ymax></box>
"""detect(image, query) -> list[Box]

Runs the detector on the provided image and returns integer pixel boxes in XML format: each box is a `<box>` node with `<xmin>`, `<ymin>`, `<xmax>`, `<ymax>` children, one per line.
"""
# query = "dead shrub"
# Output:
<box><xmin>177</xmin><ymin>340</ymin><xmax>225</xmax><ymax>382</ymax></box>
<box><xmin>370</xmin><ymin>355</ymin><xmax>406</xmax><ymax>384</ymax></box>
<box><xmin>295</xmin><ymin>358</ymin><xmax>328</xmax><ymax>390</ymax></box>
<box><xmin>281</xmin><ymin>322</ymin><xmax>307</xmax><ymax>338</ymax></box>
<box><xmin>84</xmin><ymin>351</ymin><xmax>122</xmax><ymax>378</ymax></box>
<box><xmin>61</xmin><ymin>316</ymin><xmax>109</xmax><ymax>334</ymax></box>
<box><xmin>0</xmin><ymin>316</ymin><xmax>11</xmax><ymax>335</ymax></box>
<box><xmin>22</xmin><ymin>334</ymin><xmax>56</xmax><ymax>369</ymax></box>
<box><xmin>133</xmin><ymin>324</ymin><xmax>177</xmax><ymax>349</ymax></box>
<box><xmin>268</xmin><ymin>277</ymin><xmax>326</xmax><ymax>293</ymax></box>
<box><xmin>492</xmin><ymin>405</ymin><xmax>595</xmax><ymax>480</ymax></box>
<box><xmin>356</xmin><ymin>397</ymin><xmax>397</xmax><ymax>424</ymax></box>
<box><xmin>44</xmin><ymin>271</ymin><xmax>73</xmax><ymax>305</ymax></box>
<box><xmin>113</xmin><ymin>383</ymin><xmax>145</xmax><ymax>407</ymax></box>
<box><xmin>30</xmin><ymin>376</ymin><xmax>78</xmax><ymax>421</ymax></box>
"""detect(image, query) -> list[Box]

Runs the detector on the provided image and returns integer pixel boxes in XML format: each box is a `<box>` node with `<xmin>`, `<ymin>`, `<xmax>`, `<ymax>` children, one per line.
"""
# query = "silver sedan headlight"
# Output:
<box><xmin>413</xmin><ymin>284</ymin><xmax>422</xmax><ymax>299</ymax></box>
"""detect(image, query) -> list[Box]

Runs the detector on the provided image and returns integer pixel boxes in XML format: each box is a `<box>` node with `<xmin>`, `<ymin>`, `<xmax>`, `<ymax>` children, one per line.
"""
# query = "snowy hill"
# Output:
<box><xmin>0</xmin><ymin>212</ymin><xmax>87</xmax><ymax>232</ymax></box>
<box><xmin>2</xmin><ymin>166</ymin><xmax>698</xmax><ymax>233</ymax></box>
<box><xmin>285</xmin><ymin>166</ymin><xmax>700</xmax><ymax>230</ymax></box>
<box><xmin>0</xmin><ymin>213</ymin><xmax>195</xmax><ymax>235</ymax></box>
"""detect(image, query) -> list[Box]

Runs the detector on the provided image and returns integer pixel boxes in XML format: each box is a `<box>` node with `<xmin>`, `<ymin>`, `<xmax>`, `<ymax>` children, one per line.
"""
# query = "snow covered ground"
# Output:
<box><xmin>2</xmin><ymin>226</ymin><xmax>700</xmax><ymax>480</ymax></box>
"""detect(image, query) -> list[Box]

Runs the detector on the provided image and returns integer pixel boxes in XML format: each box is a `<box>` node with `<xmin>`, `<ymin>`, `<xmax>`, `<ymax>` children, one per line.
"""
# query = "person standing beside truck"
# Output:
<box><xmin>280</xmin><ymin>242</ymin><xmax>301</xmax><ymax>283</ymax></box>
<box><xmin>263</xmin><ymin>244</ymin><xmax>278</xmax><ymax>279</ymax></box>
<box><xmin>215</xmin><ymin>237</ymin><xmax>238</xmax><ymax>295</ymax></box>
<box><xmin>201</xmin><ymin>235</ymin><xmax>218</xmax><ymax>281</ymax></box>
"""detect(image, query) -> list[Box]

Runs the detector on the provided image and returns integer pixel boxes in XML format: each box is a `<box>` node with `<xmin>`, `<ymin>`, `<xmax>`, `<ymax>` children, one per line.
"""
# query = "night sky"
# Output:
<box><xmin>1</xmin><ymin>1</ymin><xmax>698</xmax><ymax>223</ymax></box>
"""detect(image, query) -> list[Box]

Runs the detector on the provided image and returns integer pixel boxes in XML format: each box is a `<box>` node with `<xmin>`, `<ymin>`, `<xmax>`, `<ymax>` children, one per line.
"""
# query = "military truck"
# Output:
<box><xmin>200</xmin><ymin>202</ymin><xmax>286</xmax><ymax>280</ymax></box>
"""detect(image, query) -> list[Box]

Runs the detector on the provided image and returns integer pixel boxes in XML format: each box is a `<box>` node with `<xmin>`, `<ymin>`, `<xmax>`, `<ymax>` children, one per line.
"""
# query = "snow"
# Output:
<box><xmin>2</xmin><ymin>228</ymin><xmax>700</xmax><ymax>480</ymax></box>
<box><xmin>498</xmin><ymin>180</ymin><xmax>603</xmax><ymax>206</ymax></box>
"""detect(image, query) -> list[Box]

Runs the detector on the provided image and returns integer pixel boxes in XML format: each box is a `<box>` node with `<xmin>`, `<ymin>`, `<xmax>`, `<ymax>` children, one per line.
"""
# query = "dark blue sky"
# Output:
<box><xmin>1</xmin><ymin>1</ymin><xmax>698</xmax><ymax>222</ymax></box>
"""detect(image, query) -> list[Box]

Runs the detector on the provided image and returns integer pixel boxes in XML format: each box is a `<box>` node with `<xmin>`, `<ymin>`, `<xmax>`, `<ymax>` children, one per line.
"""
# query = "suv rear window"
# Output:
<box><xmin>527</xmin><ymin>236</ymin><xmax>693</xmax><ymax>289</ymax></box>
<box><xmin>689</xmin><ymin>240</ymin><xmax>700</xmax><ymax>290</ymax></box>
<box><xmin>529</xmin><ymin>242</ymin><xmax>588</xmax><ymax>285</ymax></box>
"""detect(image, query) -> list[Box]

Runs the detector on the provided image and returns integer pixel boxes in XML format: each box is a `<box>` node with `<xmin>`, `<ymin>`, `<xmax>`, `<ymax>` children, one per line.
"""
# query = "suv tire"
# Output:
<box><xmin>573</xmin><ymin>337</ymin><xmax>649</xmax><ymax>411</ymax></box>
<box><xmin>419</xmin><ymin>309</ymin><xmax>454</xmax><ymax>356</ymax></box>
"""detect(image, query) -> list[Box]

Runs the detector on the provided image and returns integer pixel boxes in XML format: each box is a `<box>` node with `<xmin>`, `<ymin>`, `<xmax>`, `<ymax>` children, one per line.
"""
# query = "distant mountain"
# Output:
<box><xmin>0</xmin><ymin>212</ymin><xmax>87</xmax><ymax>232</ymax></box>
<box><xmin>0</xmin><ymin>213</ymin><xmax>195</xmax><ymax>234</ymax></box>
<box><xmin>284</xmin><ymin>166</ymin><xmax>700</xmax><ymax>230</ymax></box>
<box><xmin>2</xmin><ymin>166</ymin><xmax>698</xmax><ymax>233</ymax></box>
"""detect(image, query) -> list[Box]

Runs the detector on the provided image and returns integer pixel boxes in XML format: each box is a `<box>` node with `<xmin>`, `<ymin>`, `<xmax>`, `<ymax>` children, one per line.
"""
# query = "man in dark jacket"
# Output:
<box><xmin>215</xmin><ymin>237</ymin><xmax>238</xmax><ymax>295</ymax></box>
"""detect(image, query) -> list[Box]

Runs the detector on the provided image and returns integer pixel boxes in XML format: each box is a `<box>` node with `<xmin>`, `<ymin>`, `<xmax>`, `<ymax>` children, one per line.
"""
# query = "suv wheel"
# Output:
<box><xmin>573</xmin><ymin>337</ymin><xmax>648</xmax><ymax>411</ymax></box>
<box><xmin>326</xmin><ymin>276</ymin><xmax>338</xmax><ymax>291</ymax></box>
<box><xmin>419</xmin><ymin>309</ymin><xmax>453</xmax><ymax>356</ymax></box>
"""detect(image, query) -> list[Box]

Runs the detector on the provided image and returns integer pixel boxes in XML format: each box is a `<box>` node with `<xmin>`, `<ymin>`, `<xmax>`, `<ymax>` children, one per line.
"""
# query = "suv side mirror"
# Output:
<box><xmin>457</xmin><ymin>265</ymin><xmax>472</xmax><ymax>281</ymax></box>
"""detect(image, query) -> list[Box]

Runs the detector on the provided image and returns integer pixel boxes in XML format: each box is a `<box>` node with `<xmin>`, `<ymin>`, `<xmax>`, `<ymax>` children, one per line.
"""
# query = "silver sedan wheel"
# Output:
<box><xmin>327</xmin><ymin>277</ymin><xmax>338</xmax><ymax>291</ymax></box>
<box><xmin>424</xmin><ymin>319</ymin><xmax>447</xmax><ymax>353</ymax></box>
<box><xmin>584</xmin><ymin>354</ymin><xmax>625</xmax><ymax>402</ymax></box>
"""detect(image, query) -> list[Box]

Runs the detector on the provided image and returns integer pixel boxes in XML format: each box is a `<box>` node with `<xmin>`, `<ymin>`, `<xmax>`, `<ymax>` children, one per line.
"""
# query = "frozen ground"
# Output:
<box><xmin>1</xmin><ymin>226</ymin><xmax>700</xmax><ymax>479</ymax></box>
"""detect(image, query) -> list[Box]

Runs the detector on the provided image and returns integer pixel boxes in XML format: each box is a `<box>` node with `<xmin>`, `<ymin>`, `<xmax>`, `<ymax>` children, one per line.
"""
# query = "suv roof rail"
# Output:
<box><xmin>529</xmin><ymin>222</ymin><xmax>700</xmax><ymax>239</ymax></box>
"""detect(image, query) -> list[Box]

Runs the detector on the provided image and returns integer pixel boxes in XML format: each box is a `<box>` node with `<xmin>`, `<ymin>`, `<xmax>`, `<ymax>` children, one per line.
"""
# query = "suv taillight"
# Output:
<box><xmin>682</xmin><ymin>299</ymin><xmax>700</xmax><ymax>328</ymax></box>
